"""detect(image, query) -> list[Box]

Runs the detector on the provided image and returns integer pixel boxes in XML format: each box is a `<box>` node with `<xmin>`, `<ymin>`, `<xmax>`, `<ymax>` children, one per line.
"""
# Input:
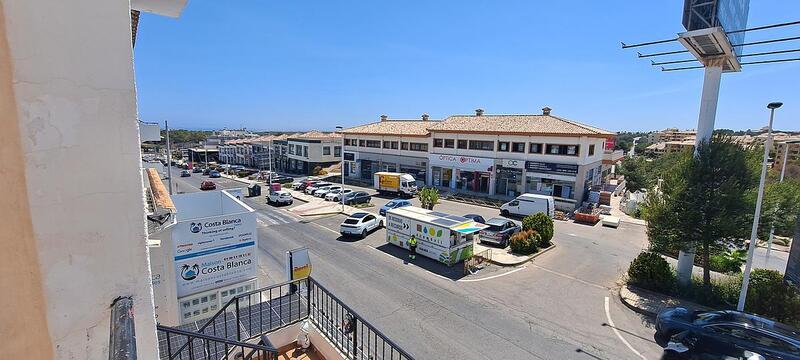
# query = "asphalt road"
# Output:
<box><xmin>168</xmin><ymin>168</ymin><xmax>667</xmax><ymax>359</ymax></box>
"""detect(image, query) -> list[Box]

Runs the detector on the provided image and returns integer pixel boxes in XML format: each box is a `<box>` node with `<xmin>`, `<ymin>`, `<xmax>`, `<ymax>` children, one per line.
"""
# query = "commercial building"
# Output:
<box><xmin>342</xmin><ymin>108</ymin><xmax>613</xmax><ymax>210</ymax></box>
<box><xmin>286</xmin><ymin>131</ymin><xmax>342</xmax><ymax>175</ymax></box>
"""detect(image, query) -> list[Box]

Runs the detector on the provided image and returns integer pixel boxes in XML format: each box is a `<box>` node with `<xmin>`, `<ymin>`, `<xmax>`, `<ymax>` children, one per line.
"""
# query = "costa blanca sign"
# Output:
<box><xmin>173</xmin><ymin>215</ymin><xmax>255</xmax><ymax>257</ymax></box>
<box><xmin>174</xmin><ymin>245</ymin><xmax>256</xmax><ymax>297</ymax></box>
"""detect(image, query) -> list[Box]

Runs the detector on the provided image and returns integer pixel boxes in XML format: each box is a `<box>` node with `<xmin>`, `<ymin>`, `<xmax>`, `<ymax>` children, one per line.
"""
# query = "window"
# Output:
<box><xmin>528</xmin><ymin>143</ymin><xmax>542</xmax><ymax>153</ymax></box>
<box><xmin>498</xmin><ymin>141</ymin><xmax>509</xmax><ymax>152</ymax></box>
<box><xmin>344</xmin><ymin>139</ymin><xmax>352</xmax><ymax>146</ymax></box>
<box><xmin>323</xmin><ymin>146</ymin><xmax>331</xmax><ymax>155</ymax></box>
<box><xmin>303</xmin><ymin>146</ymin><xmax>308</xmax><ymax>158</ymax></box>
<box><xmin>444</xmin><ymin>139</ymin><xmax>455</xmax><ymax>148</ymax></box>
<box><xmin>468</xmin><ymin>140</ymin><xmax>494</xmax><ymax>151</ymax></box>
<box><xmin>358</xmin><ymin>140</ymin><xmax>366</xmax><ymax>147</ymax></box>
<box><xmin>589</xmin><ymin>144</ymin><xmax>595</xmax><ymax>156</ymax></box>
<box><xmin>365</xmin><ymin>140</ymin><xmax>380</xmax><ymax>148</ymax></box>
<box><xmin>288</xmin><ymin>144</ymin><xmax>295</xmax><ymax>155</ymax></box>
<box><xmin>545</xmin><ymin>144</ymin><xmax>580</xmax><ymax>156</ymax></box>
<box><xmin>409</xmin><ymin>143</ymin><xmax>428</xmax><ymax>152</ymax></box>
<box><xmin>383</xmin><ymin>141</ymin><xmax>391</xmax><ymax>149</ymax></box>
<box><xmin>457</xmin><ymin>140</ymin><xmax>468</xmax><ymax>149</ymax></box>
<box><xmin>511</xmin><ymin>142</ymin><xmax>525</xmax><ymax>153</ymax></box>
<box><xmin>334</xmin><ymin>146</ymin><xmax>341</xmax><ymax>157</ymax></box>
<box><xmin>433</xmin><ymin>139</ymin><xmax>444</xmax><ymax>148</ymax></box>
<box><xmin>389</xmin><ymin>141</ymin><xmax>398</xmax><ymax>149</ymax></box>
<box><xmin>401</xmin><ymin>142</ymin><xmax>409</xmax><ymax>150</ymax></box>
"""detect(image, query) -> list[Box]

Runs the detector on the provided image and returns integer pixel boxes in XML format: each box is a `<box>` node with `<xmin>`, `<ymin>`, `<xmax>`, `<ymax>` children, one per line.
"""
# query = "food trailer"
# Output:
<box><xmin>385</xmin><ymin>206</ymin><xmax>488</xmax><ymax>266</ymax></box>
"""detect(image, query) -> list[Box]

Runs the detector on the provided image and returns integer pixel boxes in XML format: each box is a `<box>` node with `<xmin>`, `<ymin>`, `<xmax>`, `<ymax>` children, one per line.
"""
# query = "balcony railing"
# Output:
<box><xmin>158</xmin><ymin>277</ymin><xmax>414</xmax><ymax>360</ymax></box>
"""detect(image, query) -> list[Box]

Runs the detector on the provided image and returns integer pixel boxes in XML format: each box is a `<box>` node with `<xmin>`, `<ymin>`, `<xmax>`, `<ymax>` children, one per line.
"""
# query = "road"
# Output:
<box><xmin>169</xmin><ymin>168</ymin><xmax>666</xmax><ymax>359</ymax></box>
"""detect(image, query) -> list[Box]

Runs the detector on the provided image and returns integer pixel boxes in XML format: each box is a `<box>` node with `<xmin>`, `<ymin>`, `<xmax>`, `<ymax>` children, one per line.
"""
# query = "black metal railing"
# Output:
<box><xmin>159</xmin><ymin>277</ymin><xmax>414</xmax><ymax>360</ymax></box>
<box><xmin>157</xmin><ymin>324</ymin><xmax>277</xmax><ymax>360</ymax></box>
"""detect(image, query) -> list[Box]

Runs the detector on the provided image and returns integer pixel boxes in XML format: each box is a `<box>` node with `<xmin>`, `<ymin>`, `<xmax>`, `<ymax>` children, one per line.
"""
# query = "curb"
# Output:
<box><xmin>488</xmin><ymin>243</ymin><xmax>556</xmax><ymax>267</ymax></box>
<box><xmin>618</xmin><ymin>285</ymin><xmax>657</xmax><ymax>317</ymax></box>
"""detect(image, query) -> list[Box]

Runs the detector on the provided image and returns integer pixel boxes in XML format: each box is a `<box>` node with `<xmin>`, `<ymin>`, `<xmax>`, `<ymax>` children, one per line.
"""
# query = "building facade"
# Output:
<box><xmin>342</xmin><ymin>109</ymin><xmax>613</xmax><ymax>210</ymax></box>
<box><xmin>286</xmin><ymin>131</ymin><xmax>342</xmax><ymax>175</ymax></box>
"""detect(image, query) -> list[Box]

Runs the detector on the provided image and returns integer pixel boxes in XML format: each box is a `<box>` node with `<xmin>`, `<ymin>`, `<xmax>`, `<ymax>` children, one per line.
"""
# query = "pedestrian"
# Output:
<box><xmin>408</xmin><ymin>234</ymin><xmax>417</xmax><ymax>260</ymax></box>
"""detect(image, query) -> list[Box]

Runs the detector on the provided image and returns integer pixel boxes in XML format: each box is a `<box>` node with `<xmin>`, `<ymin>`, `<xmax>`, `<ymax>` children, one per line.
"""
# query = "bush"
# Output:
<box><xmin>744</xmin><ymin>269</ymin><xmax>800</xmax><ymax>327</ymax></box>
<box><xmin>627</xmin><ymin>252</ymin><xmax>674</xmax><ymax>293</ymax></box>
<box><xmin>709</xmin><ymin>254</ymin><xmax>742</xmax><ymax>274</ymax></box>
<box><xmin>521</xmin><ymin>213</ymin><xmax>554</xmax><ymax>246</ymax></box>
<box><xmin>509</xmin><ymin>230</ymin><xmax>540</xmax><ymax>255</ymax></box>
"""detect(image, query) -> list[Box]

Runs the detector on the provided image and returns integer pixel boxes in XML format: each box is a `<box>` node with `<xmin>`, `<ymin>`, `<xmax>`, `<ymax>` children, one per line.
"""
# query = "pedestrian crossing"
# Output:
<box><xmin>256</xmin><ymin>210</ymin><xmax>298</xmax><ymax>227</ymax></box>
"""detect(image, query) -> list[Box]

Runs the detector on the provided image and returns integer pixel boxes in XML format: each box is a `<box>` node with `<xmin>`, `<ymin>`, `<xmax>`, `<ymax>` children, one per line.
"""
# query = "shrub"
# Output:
<box><xmin>709</xmin><ymin>254</ymin><xmax>742</xmax><ymax>274</ymax></box>
<box><xmin>509</xmin><ymin>230</ymin><xmax>540</xmax><ymax>255</ymax></box>
<box><xmin>522</xmin><ymin>213</ymin><xmax>554</xmax><ymax>246</ymax></box>
<box><xmin>627</xmin><ymin>252</ymin><xmax>674</xmax><ymax>293</ymax></box>
<box><xmin>744</xmin><ymin>269</ymin><xmax>800</xmax><ymax>327</ymax></box>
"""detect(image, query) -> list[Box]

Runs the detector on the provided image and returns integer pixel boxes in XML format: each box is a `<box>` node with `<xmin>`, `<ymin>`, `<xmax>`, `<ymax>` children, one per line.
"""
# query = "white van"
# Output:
<box><xmin>500</xmin><ymin>193</ymin><xmax>555</xmax><ymax>218</ymax></box>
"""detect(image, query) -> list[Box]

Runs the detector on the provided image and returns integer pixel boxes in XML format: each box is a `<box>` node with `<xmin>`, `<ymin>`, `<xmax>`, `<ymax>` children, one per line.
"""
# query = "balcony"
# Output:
<box><xmin>155</xmin><ymin>277</ymin><xmax>413</xmax><ymax>360</ymax></box>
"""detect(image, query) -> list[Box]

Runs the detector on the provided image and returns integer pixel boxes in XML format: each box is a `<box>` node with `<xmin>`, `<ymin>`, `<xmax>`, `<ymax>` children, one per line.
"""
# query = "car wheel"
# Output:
<box><xmin>361</xmin><ymin>229</ymin><xmax>367</xmax><ymax>239</ymax></box>
<box><xmin>501</xmin><ymin>209</ymin><xmax>509</xmax><ymax>216</ymax></box>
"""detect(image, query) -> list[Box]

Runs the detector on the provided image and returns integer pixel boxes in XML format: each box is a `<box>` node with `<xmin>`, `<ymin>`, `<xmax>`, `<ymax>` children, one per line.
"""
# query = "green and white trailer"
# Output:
<box><xmin>385</xmin><ymin>206</ymin><xmax>488</xmax><ymax>266</ymax></box>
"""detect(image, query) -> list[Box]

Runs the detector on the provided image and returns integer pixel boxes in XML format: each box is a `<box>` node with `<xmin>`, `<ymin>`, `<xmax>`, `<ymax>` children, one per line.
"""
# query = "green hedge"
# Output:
<box><xmin>522</xmin><ymin>213</ymin><xmax>554</xmax><ymax>246</ymax></box>
<box><xmin>627</xmin><ymin>252</ymin><xmax>674</xmax><ymax>293</ymax></box>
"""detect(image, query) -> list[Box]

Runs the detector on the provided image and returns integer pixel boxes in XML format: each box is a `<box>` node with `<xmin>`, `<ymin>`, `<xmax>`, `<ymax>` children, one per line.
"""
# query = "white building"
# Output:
<box><xmin>342</xmin><ymin>108</ymin><xmax>613</xmax><ymax>210</ymax></box>
<box><xmin>286</xmin><ymin>131</ymin><xmax>342</xmax><ymax>175</ymax></box>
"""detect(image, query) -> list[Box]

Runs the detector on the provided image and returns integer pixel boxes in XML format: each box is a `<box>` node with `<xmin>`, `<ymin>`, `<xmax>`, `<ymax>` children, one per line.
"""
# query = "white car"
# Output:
<box><xmin>339</xmin><ymin>212</ymin><xmax>384</xmax><ymax>238</ymax></box>
<box><xmin>267</xmin><ymin>190</ymin><xmax>293</xmax><ymax>205</ymax></box>
<box><xmin>314</xmin><ymin>185</ymin><xmax>341</xmax><ymax>198</ymax></box>
<box><xmin>325</xmin><ymin>188</ymin><xmax>353</xmax><ymax>202</ymax></box>
<box><xmin>305</xmin><ymin>182</ymin><xmax>332</xmax><ymax>194</ymax></box>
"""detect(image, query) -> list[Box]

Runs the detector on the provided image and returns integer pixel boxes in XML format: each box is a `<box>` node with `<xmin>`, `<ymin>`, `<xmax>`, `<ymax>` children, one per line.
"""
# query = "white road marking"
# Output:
<box><xmin>605</xmin><ymin>296</ymin><xmax>647</xmax><ymax>360</ymax></box>
<box><xmin>458</xmin><ymin>266</ymin><xmax>527</xmax><ymax>282</ymax></box>
<box><xmin>568</xmin><ymin>233</ymin><xmax>577</xmax><ymax>237</ymax></box>
<box><xmin>309</xmin><ymin>221</ymin><xmax>342</xmax><ymax>236</ymax></box>
<box><xmin>528</xmin><ymin>263</ymin><xmax>608</xmax><ymax>290</ymax></box>
<box><xmin>258</xmin><ymin>213</ymin><xmax>279</xmax><ymax>225</ymax></box>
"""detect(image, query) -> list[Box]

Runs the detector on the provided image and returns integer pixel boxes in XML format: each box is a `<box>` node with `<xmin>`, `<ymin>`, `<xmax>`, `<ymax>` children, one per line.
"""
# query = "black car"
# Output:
<box><xmin>656</xmin><ymin>307</ymin><xmax>800</xmax><ymax>359</ymax></box>
<box><xmin>462</xmin><ymin>214</ymin><xmax>486</xmax><ymax>224</ymax></box>
<box><xmin>270</xmin><ymin>175</ymin><xmax>294</xmax><ymax>184</ymax></box>
<box><xmin>343</xmin><ymin>191</ymin><xmax>371</xmax><ymax>205</ymax></box>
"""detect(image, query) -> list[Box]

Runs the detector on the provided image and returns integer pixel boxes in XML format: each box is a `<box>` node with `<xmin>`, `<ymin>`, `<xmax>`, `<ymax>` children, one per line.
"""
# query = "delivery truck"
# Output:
<box><xmin>385</xmin><ymin>206</ymin><xmax>488</xmax><ymax>266</ymax></box>
<box><xmin>374</xmin><ymin>172</ymin><xmax>418</xmax><ymax>197</ymax></box>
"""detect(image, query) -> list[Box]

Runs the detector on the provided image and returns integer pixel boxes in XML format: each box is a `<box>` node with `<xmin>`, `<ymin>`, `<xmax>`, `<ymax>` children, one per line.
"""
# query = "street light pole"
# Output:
<box><xmin>738</xmin><ymin>101</ymin><xmax>782</xmax><ymax>312</ymax></box>
<box><xmin>336</xmin><ymin>126</ymin><xmax>345</xmax><ymax>213</ymax></box>
<box><xmin>165</xmin><ymin>120</ymin><xmax>173</xmax><ymax>195</ymax></box>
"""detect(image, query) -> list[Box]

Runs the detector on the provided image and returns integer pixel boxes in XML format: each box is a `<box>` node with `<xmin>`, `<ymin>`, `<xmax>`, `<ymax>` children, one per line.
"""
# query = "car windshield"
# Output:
<box><xmin>343</xmin><ymin>219</ymin><xmax>360</xmax><ymax>225</ymax></box>
<box><xmin>386</xmin><ymin>201</ymin><xmax>397</xmax><ymax>207</ymax></box>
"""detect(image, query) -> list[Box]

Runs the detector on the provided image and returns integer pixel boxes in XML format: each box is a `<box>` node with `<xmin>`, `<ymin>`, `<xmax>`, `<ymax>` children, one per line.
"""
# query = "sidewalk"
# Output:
<box><xmin>619</xmin><ymin>284</ymin><xmax>710</xmax><ymax>317</ymax></box>
<box><xmin>609</xmin><ymin>193</ymin><xmax>646</xmax><ymax>226</ymax></box>
<box><xmin>474</xmin><ymin>242</ymin><xmax>556</xmax><ymax>266</ymax></box>
<box><xmin>285</xmin><ymin>189</ymin><xmax>369</xmax><ymax>217</ymax></box>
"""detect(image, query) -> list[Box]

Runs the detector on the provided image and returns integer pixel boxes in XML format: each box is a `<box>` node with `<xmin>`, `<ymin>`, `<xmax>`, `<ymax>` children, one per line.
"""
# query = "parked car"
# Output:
<box><xmin>462</xmin><ymin>214</ymin><xmax>486</xmax><ymax>224</ymax></box>
<box><xmin>209</xmin><ymin>171</ymin><xmax>221</xmax><ymax>178</ymax></box>
<box><xmin>379</xmin><ymin>199</ymin><xmax>412</xmax><ymax>216</ymax></box>
<box><xmin>295</xmin><ymin>179</ymin><xmax>321</xmax><ymax>191</ymax></box>
<box><xmin>200</xmin><ymin>180</ymin><xmax>216</xmax><ymax>191</ymax></box>
<box><xmin>479</xmin><ymin>218</ymin><xmax>520</xmax><ymax>248</ymax></box>
<box><xmin>202</xmin><ymin>168</ymin><xmax>211</xmax><ymax>175</ymax></box>
<box><xmin>271</xmin><ymin>175</ymin><xmax>294</xmax><ymax>184</ymax></box>
<box><xmin>656</xmin><ymin>307</ymin><xmax>800</xmax><ymax>360</ymax></box>
<box><xmin>343</xmin><ymin>191</ymin><xmax>371</xmax><ymax>206</ymax></box>
<box><xmin>180</xmin><ymin>170</ymin><xmax>191</xmax><ymax>177</ymax></box>
<box><xmin>325</xmin><ymin>189</ymin><xmax>353</xmax><ymax>202</ymax></box>
<box><xmin>192</xmin><ymin>167</ymin><xmax>203</xmax><ymax>173</ymax></box>
<box><xmin>305</xmin><ymin>182</ymin><xmax>332</xmax><ymax>194</ymax></box>
<box><xmin>267</xmin><ymin>190</ymin><xmax>293</xmax><ymax>206</ymax></box>
<box><xmin>500</xmin><ymin>193</ymin><xmax>555</xmax><ymax>218</ymax></box>
<box><xmin>339</xmin><ymin>212</ymin><xmax>383</xmax><ymax>238</ymax></box>
<box><xmin>314</xmin><ymin>185</ymin><xmax>341</xmax><ymax>198</ymax></box>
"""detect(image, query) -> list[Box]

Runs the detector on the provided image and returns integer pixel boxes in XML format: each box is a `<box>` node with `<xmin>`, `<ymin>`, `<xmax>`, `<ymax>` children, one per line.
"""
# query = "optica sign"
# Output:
<box><xmin>428</xmin><ymin>154</ymin><xmax>493</xmax><ymax>171</ymax></box>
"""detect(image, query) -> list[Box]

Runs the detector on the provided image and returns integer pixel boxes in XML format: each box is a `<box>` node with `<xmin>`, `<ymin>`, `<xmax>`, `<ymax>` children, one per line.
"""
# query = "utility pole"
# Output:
<box><xmin>336</xmin><ymin>126</ymin><xmax>345</xmax><ymax>213</ymax></box>
<box><xmin>165</xmin><ymin>120</ymin><xmax>173</xmax><ymax>195</ymax></box>
<box><xmin>738</xmin><ymin>102</ymin><xmax>782</xmax><ymax>311</ymax></box>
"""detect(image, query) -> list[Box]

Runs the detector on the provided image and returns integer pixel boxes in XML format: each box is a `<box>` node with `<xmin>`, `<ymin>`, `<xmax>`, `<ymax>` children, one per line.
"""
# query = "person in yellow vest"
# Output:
<box><xmin>408</xmin><ymin>234</ymin><xmax>418</xmax><ymax>260</ymax></box>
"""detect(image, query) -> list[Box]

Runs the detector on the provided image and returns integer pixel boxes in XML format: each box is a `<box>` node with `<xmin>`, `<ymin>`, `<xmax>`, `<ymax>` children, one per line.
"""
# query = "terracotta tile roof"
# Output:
<box><xmin>341</xmin><ymin>120</ymin><xmax>439</xmax><ymax>136</ymax></box>
<box><xmin>428</xmin><ymin>114</ymin><xmax>613</xmax><ymax>137</ymax></box>
<box><xmin>290</xmin><ymin>131</ymin><xmax>341</xmax><ymax>140</ymax></box>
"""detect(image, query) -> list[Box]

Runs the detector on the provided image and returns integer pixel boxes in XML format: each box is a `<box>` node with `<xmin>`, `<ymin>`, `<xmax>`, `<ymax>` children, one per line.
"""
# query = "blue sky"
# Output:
<box><xmin>134</xmin><ymin>1</ymin><xmax>800</xmax><ymax>132</ymax></box>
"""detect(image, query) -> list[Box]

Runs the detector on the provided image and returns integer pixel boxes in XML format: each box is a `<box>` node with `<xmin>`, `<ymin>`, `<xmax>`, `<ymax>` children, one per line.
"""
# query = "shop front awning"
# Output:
<box><xmin>452</xmin><ymin>221</ymin><xmax>488</xmax><ymax>234</ymax></box>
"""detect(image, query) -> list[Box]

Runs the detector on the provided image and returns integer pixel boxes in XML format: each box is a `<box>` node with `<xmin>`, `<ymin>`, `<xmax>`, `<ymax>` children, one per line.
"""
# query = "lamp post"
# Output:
<box><xmin>165</xmin><ymin>120</ymin><xmax>173</xmax><ymax>195</ymax></box>
<box><xmin>336</xmin><ymin>126</ymin><xmax>345</xmax><ymax>213</ymax></box>
<box><xmin>738</xmin><ymin>101</ymin><xmax>782</xmax><ymax>311</ymax></box>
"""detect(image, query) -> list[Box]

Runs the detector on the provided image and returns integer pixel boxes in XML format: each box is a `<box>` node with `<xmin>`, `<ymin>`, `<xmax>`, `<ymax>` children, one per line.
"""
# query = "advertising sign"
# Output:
<box><xmin>429</xmin><ymin>154</ymin><xmax>493</xmax><ymax>172</ymax></box>
<box><xmin>285</xmin><ymin>247</ymin><xmax>312</xmax><ymax>281</ymax></box>
<box><xmin>525</xmin><ymin>161</ymin><xmax>579</xmax><ymax>176</ymax></box>
<box><xmin>378</xmin><ymin>174</ymin><xmax>400</xmax><ymax>190</ymax></box>
<box><xmin>173</xmin><ymin>215</ymin><xmax>255</xmax><ymax>258</ymax></box>
<box><xmin>175</xmin><ymin>245</ymin><xmax>256</xmax><ymax>297</ymax></box>
<box><xmin>501</xmin><ymin>159</ymin><xmax>525</xmax><ymax>169</ymax></box>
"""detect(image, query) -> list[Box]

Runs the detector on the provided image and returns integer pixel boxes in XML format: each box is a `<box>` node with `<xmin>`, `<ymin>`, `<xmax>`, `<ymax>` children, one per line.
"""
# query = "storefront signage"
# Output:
<box><xmin>173</xmin><ymin>215</ymin><xmax>256</xmax><ymax>257</ymax></box>
<box><xmin>525</xmin><ymin>161</ymin><xmax>579</xmax><ymax>176</ymax></box>
<box><xmin>501</xmin><ymin>159</ymin><xmax>525</xmax><ymax>169</ymax></box>
<box><xmin>175</xmin><ymin>246</ymin><xmax>256</xmax><ymax>297</ymax></box>
<box><xmin>429</xmin><ymin>154</ymin><xmax>493</xmax><ymax>172</ymax></box>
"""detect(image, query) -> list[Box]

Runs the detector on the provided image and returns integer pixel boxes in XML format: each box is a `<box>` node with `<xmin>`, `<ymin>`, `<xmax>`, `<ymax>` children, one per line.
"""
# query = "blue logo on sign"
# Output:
<box><xmin>180</xmin><ymin>264</ymin><xmax>199</xmax><ymax>280</ymax></box>
<box><xmin>190</xmin><ymin>222</ymin><xmax>202</xmax><ymax>233</ymax></box>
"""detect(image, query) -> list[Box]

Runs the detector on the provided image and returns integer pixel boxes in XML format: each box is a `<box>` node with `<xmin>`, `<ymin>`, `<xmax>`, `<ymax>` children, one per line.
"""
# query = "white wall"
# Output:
<box><xmin>429</xmin><ymin>133</ymin><xmax>605</xmax><ymax>166</ymax></box>
<box><xmin>3</xmin><ymin>0</ymin><xmax>159</xmax><ymax>357</ymax></box>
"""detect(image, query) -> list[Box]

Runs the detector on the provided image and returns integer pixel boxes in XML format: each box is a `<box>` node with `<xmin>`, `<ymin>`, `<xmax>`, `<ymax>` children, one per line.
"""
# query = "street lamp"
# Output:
<box><xmin>738</xmin><ymin>101</ymin><xmax>782</xmax><ymax>312</ymax></box>
<box><xmin>336</xmin><ymin>126</ymin><xmax>345</xmax><ymax>213</ymax></box>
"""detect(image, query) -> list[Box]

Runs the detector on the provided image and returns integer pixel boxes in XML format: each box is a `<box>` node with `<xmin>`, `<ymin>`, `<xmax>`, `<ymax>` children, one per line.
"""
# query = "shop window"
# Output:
<box><xmin>433</xmin><ymin>139</ymin><xmax>444</xmax><ymax>148</ymax></box>
<box><xmin>589</xmin><ymin>144</ymin><xmax>595</xmax><ymax>156</ymax></box>
<box><xmin>409</xmin><ymin>143</ymin><xmax>428</xmax><ymax>152</ymax></box>
<box><xmin>401</xmin><ymin>142</ymin><xmax>409</xmax><ymax>150</ymax></box>
<box><xmin>444</xmin><ymin>139</ymin><xmax>455</xmax><ymax>148</ymax></box>
<box><xmin>366</xmin><ymin>140</ymin><xmax>381</xmax><ymax>148</ymax></box>
<box><xmin>323</xmin><ymin>147</ymin><xmax>331</xmax><ymax>155</ymax></box>
<box><xmin>511</xmin><ymin>142</ymin><xmax>525</xmax><ymax>153</ymax></box>
<box><xmin>468</xmin><ymin>140</ymin><xmax>494</xmax><ymax>151</ymax></box>
<box><xmin>457</xmin><ymin>140</ymin><xmax>468</xmax><ymax>149</ymax></box>
<box><xmin>498</xmin><ymin>142</ymin><xmax>510</xmax><ymax>152</ymax></box>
